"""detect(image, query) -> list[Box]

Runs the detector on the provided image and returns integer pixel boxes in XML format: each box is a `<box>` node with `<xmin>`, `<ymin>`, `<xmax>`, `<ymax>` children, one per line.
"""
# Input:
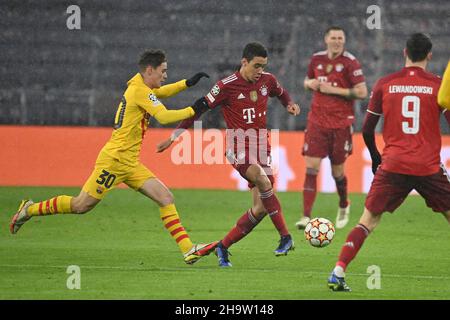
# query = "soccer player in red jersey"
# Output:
<box><xmin>296</xmin><ymin>26</ymin><xmax>368</xmax><ymax>230</ymax></box>
<box><xmin>158</xmin><ymin>42</ymin><xmax>300</xmax><ymax>267</ymax></box>
<box><xmin>328</xmin><ymin>33</ymin><xmax>450</xmax><ymax>292</ymax></box>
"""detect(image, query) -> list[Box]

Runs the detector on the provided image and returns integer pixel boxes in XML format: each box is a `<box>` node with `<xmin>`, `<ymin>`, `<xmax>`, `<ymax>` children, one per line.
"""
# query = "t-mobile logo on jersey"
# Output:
<box><xmin>243</xmin><ymin>108</ymin><xmax>256</xmax><ymax>124</ymax></box>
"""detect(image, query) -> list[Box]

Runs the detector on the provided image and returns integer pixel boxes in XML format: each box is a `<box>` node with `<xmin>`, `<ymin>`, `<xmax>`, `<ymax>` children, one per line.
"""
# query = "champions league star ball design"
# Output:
<box><xmin>304</xmin><ymin>218</ymin><xmax>335</xmax><ymax>248</ymax></box>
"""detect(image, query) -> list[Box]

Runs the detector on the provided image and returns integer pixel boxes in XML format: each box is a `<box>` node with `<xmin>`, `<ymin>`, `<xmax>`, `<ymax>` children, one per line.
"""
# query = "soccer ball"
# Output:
<box><xmin>304</xmin><ymin>218</ymin><xmax>335</xmax><ymax>248</ymax></box>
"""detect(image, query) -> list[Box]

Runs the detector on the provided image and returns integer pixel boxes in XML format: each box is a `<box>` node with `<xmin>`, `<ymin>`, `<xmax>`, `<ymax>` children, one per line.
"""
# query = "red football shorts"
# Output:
<box><xmin>365</xmin><ymin>167</ymin><xmax>450</xmax><ymax>215</ymax></box>
<box><xmin>302</xmin><ymin>122</ymin><xmax>353</xmax><ymax>165</ymax></box>
<box><xmin>226</xmin><ymin>146</ymin><xmax>275</xmax><ymax>189</ymax></box>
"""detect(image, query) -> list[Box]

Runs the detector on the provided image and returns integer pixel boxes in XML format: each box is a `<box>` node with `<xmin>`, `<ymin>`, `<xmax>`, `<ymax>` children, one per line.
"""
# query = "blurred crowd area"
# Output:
<box><xmin>1</xmin><ymin>0</ymin><xmax>449</xmax><ymax>133</ymax></box>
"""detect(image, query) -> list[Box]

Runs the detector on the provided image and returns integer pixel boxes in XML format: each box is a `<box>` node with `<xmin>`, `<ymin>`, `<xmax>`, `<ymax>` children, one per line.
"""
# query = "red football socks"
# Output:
<box><xmin>335</xmin><ymin>175</ymin><xmax>349</xmax><ymax>208</ymax></box>
<box><xmin>303</xmin><ymin>169</ymin><xmax>318</xmax><ymax>218</ymax></box>
<box><xmin>336</xmin><ymin>224</ymin><xmax>370</xmax><ymax>270</ymax></box>
<box><xmin>260</xmin><ymin>188</ymin><xmax>289</xmax><ymax>236</ymax></box>
<box><xmin>222</xmin><ymin>209</ymin><xmax>261</xmax><ymax>248</ymax></box>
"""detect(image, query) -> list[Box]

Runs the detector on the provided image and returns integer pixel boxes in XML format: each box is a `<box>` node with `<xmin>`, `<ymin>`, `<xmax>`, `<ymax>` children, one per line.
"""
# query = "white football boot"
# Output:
<box><xmin>335</xmin><ymin>202</ymin><xmax>350</xmax><ymax>229</ymax></box>
<box><xmin>295</xmin><ymin>216</ymin><xmax>311</xmax><ymax>230</ymax></box>
<box><xmin>10</xmin><ymin>199</ymin><xmax>34</xmax><ymax>234</ymax></box>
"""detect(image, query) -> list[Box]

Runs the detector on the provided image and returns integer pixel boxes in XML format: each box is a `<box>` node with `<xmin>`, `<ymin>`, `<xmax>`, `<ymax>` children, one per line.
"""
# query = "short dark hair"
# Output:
<box><xmin>325</xmin><ymin>26</ymin><xmax>346</xmax><ymax>36</ymax></box>
<box><xmin>242</xmin><ymin>42</ymin><xmax>268</xmax><ymax>62</ymax></box>
<box><xmin>138</xmin><ymin>49</ymin><xmax>166</xmax><ymax>71</ymax></box>
<box><xmin>406</xmin><ymin>33</ymin><xmax>432</xmax><ymax>62</ymax></box>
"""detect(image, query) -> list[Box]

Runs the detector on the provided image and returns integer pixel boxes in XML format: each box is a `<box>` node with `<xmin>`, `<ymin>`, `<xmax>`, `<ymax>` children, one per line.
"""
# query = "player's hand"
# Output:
<box><xmin>318</xmin><ymin>82</ymin><xmax>335</xmax><ymax>95</ymax></box>
<box><xmin>192</xmin><ymin>97</ymin><xmax>209</xmax><ymax>115</ymax></box>
<box><xmin>186</xmin><ymin>72</ymin><xmax>210</xmax><ymax>87</ymax></box>
<box><xmin>287</xmin><ymin>103</ymin><xmax>300</xmax><ymax>116</ymax></box>
<box><xmin>157</xmin><ymin>138</ymin><xmax>173</xmax><ymax>153</ymax></box>
<box><xmin>371</xmin><ymin>152</ymin><xmax>382</xmax><ymax>174</ymax></box>
<box><xmin>306</xmin><ymin>79</ymin><xmax>320</xmax><ymax>91</ymax></box>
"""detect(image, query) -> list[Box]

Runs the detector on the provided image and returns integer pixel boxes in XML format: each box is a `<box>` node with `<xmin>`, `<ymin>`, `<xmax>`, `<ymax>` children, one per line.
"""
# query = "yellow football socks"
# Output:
<box><xmin>159</xmin><ymin>204</ymin><xmax>193</xmax><ymax>254</ymax></box>
<box><xmin>27</xmin><ymin>195</ymin><xmax>73</xmax><ymax>216</ymax></box>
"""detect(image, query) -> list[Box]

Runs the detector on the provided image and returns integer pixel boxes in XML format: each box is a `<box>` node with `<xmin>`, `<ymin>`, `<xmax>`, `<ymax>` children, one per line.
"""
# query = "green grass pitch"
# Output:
<box><xmin>1</xmin><ymin>186</ymin><xmax>449</xmax><ymax>299</ymax></box>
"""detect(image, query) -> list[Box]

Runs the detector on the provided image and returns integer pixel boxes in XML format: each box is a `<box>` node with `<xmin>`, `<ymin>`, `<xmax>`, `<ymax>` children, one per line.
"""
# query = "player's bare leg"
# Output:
<box><xmin>10</xmin><ymin>191</ymin><xmax>100</xmax><ymax>234</ymax></box>
<box><xmin>246</xmin><ymin>164</ymin><xmax>294</xmax><ymax>256</ymax></box>
<box><xmin>296</xmin><ymin>156</ymin><xmax>321</xmax><ymax>229</ymax></box>
<box><xmin>139</xmin><ymin>178</ymin><xmax>217</xmax><ymax>264</ymax></box>
<box><xmin>332</xmin><ymin>163</ymin><xmax>350</xmax><ymax>229</ymax></box>
<box><xmin>328</xmin><ymin>208</ymin><xmax>381</xmax><ymax>291</ymax></box>
<box><xmin>71</xmin><ymin>191</ymin><xmax>101</xmax><ymax>214</ymax></box>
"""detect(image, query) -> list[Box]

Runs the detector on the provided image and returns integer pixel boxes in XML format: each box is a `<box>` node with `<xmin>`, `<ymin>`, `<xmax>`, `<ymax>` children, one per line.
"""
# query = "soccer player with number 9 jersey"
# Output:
<box><xmin>328</xmin><ymin>33</ymin><xmax>450</xmax><ymax>292</ymax></box>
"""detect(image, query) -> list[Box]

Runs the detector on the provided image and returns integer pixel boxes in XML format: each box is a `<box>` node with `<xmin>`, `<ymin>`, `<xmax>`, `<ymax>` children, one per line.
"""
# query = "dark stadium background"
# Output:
<box><xmin>1</xmin><ymin>0</ymin><xmax>449</xmax><ymax>133</ymax></box>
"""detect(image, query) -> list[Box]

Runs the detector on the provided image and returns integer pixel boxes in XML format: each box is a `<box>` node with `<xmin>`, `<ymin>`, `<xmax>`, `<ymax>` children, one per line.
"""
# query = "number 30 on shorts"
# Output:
<box><xmin>95</xmin><ymin>170</ymin><xmax>117</xmax><ymax>188</ymax></box>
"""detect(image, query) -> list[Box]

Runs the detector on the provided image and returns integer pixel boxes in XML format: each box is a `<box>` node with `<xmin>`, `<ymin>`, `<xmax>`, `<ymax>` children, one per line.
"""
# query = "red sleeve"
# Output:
<box><xmin>205</xmin><ymin>81</ymin><xmax>227</xmax><ymax>109</ymax></box>
<box><xmin>367</xmin><ymin>79</ymin><xmax>383</xmax><ymax>115</ymax></box>
<box><xmin>177</xmin><ymin>108</ymin><xmax>205</xmax><ymax>130</ymax></box>
<box><xmin>307</xmin><ymin>57</ymin><xmax>315</xmax><ymax>79</ymax></box>
<box><xmin>268</xmin><ymin>74</ymin><xmax>292</xmax><ymax>107</ymax></box>
<box><xmin>348</xmin><ymin>58</ymin><xmax>365</xmax><ymax>86</ymax></box>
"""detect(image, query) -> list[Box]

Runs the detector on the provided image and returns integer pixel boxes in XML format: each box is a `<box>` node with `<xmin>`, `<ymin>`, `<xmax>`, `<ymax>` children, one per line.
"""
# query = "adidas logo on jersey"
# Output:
<box><xmin>237</xmin><ymin>93</ymin><xmax>245</xmax><ymax>99</ymax></box>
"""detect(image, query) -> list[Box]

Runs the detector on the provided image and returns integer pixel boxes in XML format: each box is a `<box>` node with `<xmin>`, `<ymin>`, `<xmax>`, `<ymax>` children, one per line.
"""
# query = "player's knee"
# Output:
<box><xmin>331</xmin><ymin>167</ymin><xmax>344</xmax><ymax>178</ymax></box>
<box><xmin>71</xmin><ymin>197</ymin><xmax>97</xmax><ymax>214</ymax></box>
<box><xmin>158</xmin><ymin>191</ymin><xmax>175</xmax><ymax>207</ymax></box>
<box><xmin>255</xmin><ymin>174</ymin><xmax>272</xmax><ymax>191</ymax></box>
<box><xmin>252</xmin><ymin>208</ymin><xmax>266</xmax><ymax>220</ymax></box>
<box><xmin>72</xmin><ymin>203</ymin><xmax>94</xmax><ymax>214</ymax></box>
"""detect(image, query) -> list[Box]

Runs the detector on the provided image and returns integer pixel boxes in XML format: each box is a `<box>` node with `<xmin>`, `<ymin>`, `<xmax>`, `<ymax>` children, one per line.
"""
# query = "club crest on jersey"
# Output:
<box><xmin>326</xmin><ymin>64</ymin><xmax>333</xmax><ymax>74</ymax></box>
<box><xmin>259</xmin><ymin>85</ymin><xmax>268</xmax><ymax>96</ymax></box>
<box><xmin>335</xmin><ymin>63</ymin><xmax>344</xmax><ymax>72</ymax></box>
<box><xmin>211</xmin><ymin>85</ymin><xmax>220</xmax><ymax>96</ymax></box>
<box><xmin>250</xmin><ymin>90</ymin><xmax>258</xmax><ymax>102</ymax></box>
<box><xmin>148</xmin><ymin>93</ymin><xmax>161</xmax><ymax>105</ymax></box>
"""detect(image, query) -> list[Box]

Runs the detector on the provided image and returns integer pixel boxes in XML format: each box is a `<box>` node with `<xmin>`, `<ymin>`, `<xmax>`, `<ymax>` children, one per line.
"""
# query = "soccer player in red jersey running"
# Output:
<box><xmin>328</xmin><ymin>33</ymin><xmax>450</xmax><ymax>292</ymax></box>
<box><xmin>158</xmin><ymin>42</ymin><xmax>300</xmax><ymax>267</ymax></box>
<box><xmin>296</xmin><ymin>26</ymin><xmax>368</xmax><ymax>230</ymax></box>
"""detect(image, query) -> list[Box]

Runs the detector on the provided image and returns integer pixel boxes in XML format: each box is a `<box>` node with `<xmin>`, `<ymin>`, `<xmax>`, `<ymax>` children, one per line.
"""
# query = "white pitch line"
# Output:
<box><xmin>0</xmin><ymin>264</ymin><xmax>450</xmax><ymax>281</ymax></box>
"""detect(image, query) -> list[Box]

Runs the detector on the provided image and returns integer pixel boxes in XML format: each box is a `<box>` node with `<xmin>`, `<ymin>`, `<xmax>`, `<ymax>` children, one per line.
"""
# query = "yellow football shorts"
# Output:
<box><xmin>82</xmin><ymin>152</ymin><xmax>156</xmax><ymax>199</ymax></box>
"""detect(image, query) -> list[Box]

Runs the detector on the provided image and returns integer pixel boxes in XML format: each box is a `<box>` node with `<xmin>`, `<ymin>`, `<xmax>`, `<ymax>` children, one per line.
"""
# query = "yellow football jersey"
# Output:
<box><xmin>100</xmin><ymin>73</ymin><xmax>194</xmax><ymax>166</ymax></box>
<box><xmin>438</xmin><ymin>60</ymin><xmax>450</xmax><ymax>110</ymax></box>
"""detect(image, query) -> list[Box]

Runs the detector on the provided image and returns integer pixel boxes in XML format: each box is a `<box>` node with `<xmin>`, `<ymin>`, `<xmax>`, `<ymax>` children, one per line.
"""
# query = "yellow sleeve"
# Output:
<box><xmin>153</xmin><ymin>106</ymin><xmax>195</xmax><ymax>125</ymax></box>
<box><xmin>438</xmin><ymin>61</ymin><xmax>450</xmax><ymax>110</ymax></box>
<box><xmin>152</xmin><ymin>80</ymin><xmax>188</xmax><ymax>99</ymax></box>
<box><xmin>134</xmin><ymin>86</ymin><xmax>194</xmax><ymax>124</ymax></box>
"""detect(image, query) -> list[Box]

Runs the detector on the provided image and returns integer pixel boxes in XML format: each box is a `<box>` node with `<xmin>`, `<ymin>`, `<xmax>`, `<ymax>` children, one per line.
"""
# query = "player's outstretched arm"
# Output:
<box><xmin>153</xmin><ymin>106</ymin><xmax>195</xmax><ymax>125</ymax></box>
<box><xmin>154</xmin><ymin>97</ymin><xmax>210</xmax><ymax>126</ymax></box>
<box><xmin>186</xmin><ymin>72</ymin><xmax>210</xmax><ymax>87</ymax></box>
<box><xmin>156</xmin><ymin>97</ymin><xmax>210</xmax><ymax>153</ymax></box>
<box><xmin>152</xmin><ymin>72</ymin><xmax>209</xmax><ymax>99</ymax></box>
<box><xmin>362</xmin><ymin>111</ymin><xmax>382</xmax><ymax>174</ymax></box>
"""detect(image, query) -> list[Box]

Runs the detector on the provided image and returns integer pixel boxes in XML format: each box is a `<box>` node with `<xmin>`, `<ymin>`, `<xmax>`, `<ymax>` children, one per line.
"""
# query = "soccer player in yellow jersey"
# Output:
<box><xmin>438</xmin><ymin>60</ymin><xmax>450</xmax><ymax>109</ymax></box>
<box><xmin>10</xmin><ymin>49</ymin><xmax>217</xmax><ymax>264</ymax></box>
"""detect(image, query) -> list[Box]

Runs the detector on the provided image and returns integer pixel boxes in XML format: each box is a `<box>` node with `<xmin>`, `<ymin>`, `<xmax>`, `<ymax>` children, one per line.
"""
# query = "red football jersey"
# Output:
<box><xmin>367</xmin><ymin>66</ymin><xmax>443</xmax><ymax>176</ymax></box>
<box><xmin>307</xmin><ymin>50</ymin><xmax>365</xmax><ymax>128</ymax></box>
<box><xmin>204</xmin><ymin>71</ymin><xmax>289</xmax><ymax>153</ymax></box>
<box><xmin>205</xmin><ymin>71</ymin><xmax>286</xmax><ymax>130</ymax></box>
